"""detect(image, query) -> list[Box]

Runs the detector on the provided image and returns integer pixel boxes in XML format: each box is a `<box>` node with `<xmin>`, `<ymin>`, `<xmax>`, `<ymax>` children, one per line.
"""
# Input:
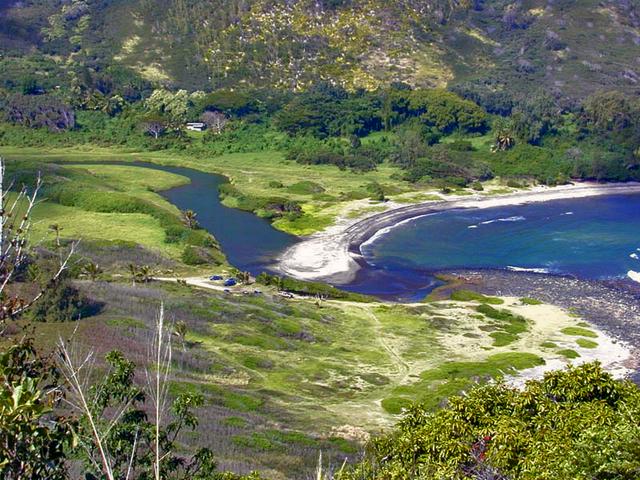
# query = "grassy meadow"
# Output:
<box><xmin>0</xmin><ymin>145</ymin><xmax>528</xmax><ymax>239</ymax></box>
<box><xmin>0</xmin><ymin>146</ymin><xmax>409</xmax><ymax>235</ymax></box>
<box><xmin>0</xmin><ymin>147</ymin><xmax>617</xmax><ymax>477</ymax></box>
<box><xmin>2</xmin><ymin>276</ymin><xmax>605</xmax><ymax>477</ymax></box>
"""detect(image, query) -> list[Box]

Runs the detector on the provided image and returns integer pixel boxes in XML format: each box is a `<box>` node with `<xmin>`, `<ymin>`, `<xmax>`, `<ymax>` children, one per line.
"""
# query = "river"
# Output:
<box><xmin>121</xmin><ymin>163</ymin><xmax>640</xmax><ymax>301</ymax></box>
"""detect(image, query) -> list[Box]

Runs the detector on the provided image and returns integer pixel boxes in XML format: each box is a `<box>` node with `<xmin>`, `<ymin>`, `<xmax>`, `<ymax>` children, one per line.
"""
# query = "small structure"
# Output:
<box><xmin>186</xmin><ymin>122</ymin><xmax>206</xmax><ymax>132</ymax></box>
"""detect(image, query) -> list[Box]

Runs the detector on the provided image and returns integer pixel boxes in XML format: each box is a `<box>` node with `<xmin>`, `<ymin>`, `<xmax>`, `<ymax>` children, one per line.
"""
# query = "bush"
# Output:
<box><xmin>30</xmin><ymin>279</ymin><xmax>91</xmax><ymax>322</ymax></box>
<box><xmin>255</xmin><ymin>272</ymin><xmax>372</xmax><ymax>302</ymax></box>
<box><xmin>181</xmin><ymin>245</ymin><xmax>221</xmax><ymax>265</ymax></box>
<box><xmin>286</xmin><ymin>181</ymin><xmax>325</xmax><ymax>195</ymax></box>
<box><xmin>344</xmin><ymin>363</ymin><xmax>640</xmax><ymax>480</ymax></box>
<box><xmin>450</xmin><ymin>289</ymin><xmax>503</xmax><ymax>304</ymax></box>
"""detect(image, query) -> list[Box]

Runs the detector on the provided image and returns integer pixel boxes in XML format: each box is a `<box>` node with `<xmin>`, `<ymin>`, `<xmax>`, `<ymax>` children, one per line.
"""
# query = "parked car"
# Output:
<box><xmin>224</xmin><ymin>278</ymin><xmax>237</xmax><ymax>287</ymax></box>
<box><xmin>209</xmin><ymin>275</ymin><xmax>223</xmax><ymax>281</ymax></box>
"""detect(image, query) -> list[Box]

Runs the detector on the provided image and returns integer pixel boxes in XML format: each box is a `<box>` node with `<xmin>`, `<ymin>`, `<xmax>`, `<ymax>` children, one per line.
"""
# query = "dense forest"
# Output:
<box><xmin>2</xmin><ymin>74</ymin><xmax>640</xmax><ymax>188</ymax></box>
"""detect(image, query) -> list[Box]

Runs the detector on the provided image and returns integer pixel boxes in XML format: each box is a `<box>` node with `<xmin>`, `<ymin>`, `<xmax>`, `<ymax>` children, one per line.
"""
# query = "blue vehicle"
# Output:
<box><xmin>209</xmin><ymin>275</ymin><xmax>223</xmax><ymax>281</ymax></box>
<box><xmin>224</xmin><ymin>278</ymin><xmax>237</xmax><ymax>287</ymax></box>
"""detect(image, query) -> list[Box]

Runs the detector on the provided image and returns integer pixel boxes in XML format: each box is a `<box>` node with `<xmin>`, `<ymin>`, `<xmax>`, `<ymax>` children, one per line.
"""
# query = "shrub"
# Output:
<box><xmin>561</xmin><ymin>327</ymin><xmax>598</xmax><ymax>338</ymax></box>
<box><xmin>382</xmin><ymin>397</ymin><xmax>413</xmax><ymax>415</ymax></box>
<box><xmin>255</xmin><ymin>272</ymin><xmax>372</xmax><ymax>302</ymax></box>
<box><xmin>450</xmin><ymin>290</ymin><xmax>503</xmax><ymax>304</ymax></box>
<box><xmin>287</xmin><ymin>181</ymin><xmax>325</xmax><ymax>195</ymax></box>
<box><xmin>576</xmin><ymin>338</ymin><xmax>598</xmax><ymax>349</ymax></box>
<box><xmin>30</xmin><ymin>279</ymin><xmax>90</xmax><ymax>322</ymax></box>
<box><xmin>520</xmin><ymin>297</ymin><xmax>543</xmax><ymax>305</ymax></box>
<box><xmin>345</xmin><ymin>363</ymin><xmax>640</xmax><ymax>480</ymax></box>
<box><xmin>558</xmin><ymin>349</ymin><xmax>580</xmax><ymax>359</ymax></box>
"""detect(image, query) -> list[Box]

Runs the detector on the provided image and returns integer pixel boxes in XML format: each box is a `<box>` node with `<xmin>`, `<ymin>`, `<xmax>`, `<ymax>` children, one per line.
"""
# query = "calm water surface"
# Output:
<box><xmin>132</xmin><ymin>162</ymin><xmax>297</xmax><ymax>273</ymax></box>
<box><xmin>361</xmin><ymin>194</ymin><xmax>640</xmax><ymax>282</ymax></box>
<box><xmin>121</xmin><ymin>163</ymin><xmax>640</xmax><ymax>300</ymax></box>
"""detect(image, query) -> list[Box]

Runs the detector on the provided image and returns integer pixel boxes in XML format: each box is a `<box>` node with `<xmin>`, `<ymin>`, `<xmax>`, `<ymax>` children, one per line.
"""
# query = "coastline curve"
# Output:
<box><xmin>276</xmin><ymin>182</ymin><xmax>640</xmax><ymax>284</ymax></box>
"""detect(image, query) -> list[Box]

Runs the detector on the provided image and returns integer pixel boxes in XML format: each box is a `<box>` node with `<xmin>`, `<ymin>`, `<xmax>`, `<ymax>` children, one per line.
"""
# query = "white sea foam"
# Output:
<box><xmin>630</xmin><ymin>253</ymin><xmax>639</xmax><ymax>260</ymax></box>
<box><xmin>628</xmin><ymin>270</ymin><xmax>640</xmax><ymax>283</ymax></box>
<box><xmin>562</xmin><ymin>211</ymin><xmax>574</xmax><ymax>215</ymax></box>
<box><xmin>467</xmin><ymin>225</ymin><xmax>478</xmax><ymax>229</ymax></box>
<box><xmin>360</xmin><ymin>214</ymin><xmax>432</xmax><ymax>250</ymax></box>
<box><xmin>480</xmin><ymin>215</ymin><xmax>526</xmax><ymax>225</ymax></box>
<box><xmin>507</xmin><ymin>266</ymin><xmax>551</xmax><ymax>274</ymax></box>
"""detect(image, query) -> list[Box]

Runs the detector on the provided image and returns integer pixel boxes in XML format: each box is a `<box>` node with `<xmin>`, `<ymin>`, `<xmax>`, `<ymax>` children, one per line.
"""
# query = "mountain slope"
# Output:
<box><xmin>1</xmin><ymin>0</ymin><xmax>639</xmax><ymax>104</ymax></box>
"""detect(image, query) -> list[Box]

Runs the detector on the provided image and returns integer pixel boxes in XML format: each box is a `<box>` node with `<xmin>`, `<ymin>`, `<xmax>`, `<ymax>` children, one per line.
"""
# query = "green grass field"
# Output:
<box><xmin>0</xmin><ymin>154</ymin><xmax>226</xmax><ymax>271</ymax></box>
<box><xmin>0</xmin><ymin>146</ymin><xmax>410</xmax><ymax>234</ymax></box>
<box><xmin>0</xmin><ymin>145</ymin><xmax>535</xmax><ymax>238</ymax></box>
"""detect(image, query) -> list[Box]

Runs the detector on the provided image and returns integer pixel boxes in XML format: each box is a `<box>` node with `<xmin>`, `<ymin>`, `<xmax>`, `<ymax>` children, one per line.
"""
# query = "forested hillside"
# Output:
<box><xmin>2</xmin><ymin>0</ymin><xmax>640</xmax><ymax>103</ymax></box>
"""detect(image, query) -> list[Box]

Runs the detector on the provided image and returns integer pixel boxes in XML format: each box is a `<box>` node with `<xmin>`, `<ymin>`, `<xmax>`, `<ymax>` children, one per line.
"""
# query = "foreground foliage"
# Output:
<box><xmin>0</xmin><ymin>339</ymin><xmax>76</xmax><ymax>479</ymax></box>
<box><xmin>344</xmin><ymin>363</ymin><xmax>640</xmax><ymax>480</ymax></box>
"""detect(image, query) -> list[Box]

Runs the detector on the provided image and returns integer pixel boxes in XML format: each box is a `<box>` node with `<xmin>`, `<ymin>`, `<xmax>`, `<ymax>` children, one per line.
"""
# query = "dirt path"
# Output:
<box><xmin>356</xmin><ymin>306</ymin><xmax>411</xmax><ymax>382</ymax></box>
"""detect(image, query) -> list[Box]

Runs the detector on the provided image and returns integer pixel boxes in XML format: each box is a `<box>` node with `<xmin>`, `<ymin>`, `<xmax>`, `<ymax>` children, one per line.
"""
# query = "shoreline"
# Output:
<box><xmin>439</xmin><ymin>268</ymin><xmax>640</xmax><ymax>384</ymax></box>
<box><xmin>276</xmin><ymin>181</ymin><xmax>640</xmax><ymax>284</ymax></box>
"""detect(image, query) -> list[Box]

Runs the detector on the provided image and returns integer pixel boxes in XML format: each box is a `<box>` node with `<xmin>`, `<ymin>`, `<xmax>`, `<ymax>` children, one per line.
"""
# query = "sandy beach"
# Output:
<box><xmin>277</xmin><ymin>182</ymin><xmax>640</xmax><ymax>284</ymax></box>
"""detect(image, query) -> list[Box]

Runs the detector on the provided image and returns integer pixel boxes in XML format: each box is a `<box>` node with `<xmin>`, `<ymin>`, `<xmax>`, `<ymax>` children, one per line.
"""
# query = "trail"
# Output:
<box><xmin>358</xmin><ymin>307</ymin><xmax>411</xmax><ymax>382</ymax></box>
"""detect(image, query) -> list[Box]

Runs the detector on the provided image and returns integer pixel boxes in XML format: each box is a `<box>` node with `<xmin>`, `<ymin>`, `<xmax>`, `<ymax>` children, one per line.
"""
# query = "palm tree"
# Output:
<box><xmin>82</xmin><ymin>262</ymin><xmax>103</xmax><ymax>281</ymax></box>
<box><xmin>491</xmin><ymin>119</ymin><xmax>516</xmax><ymax>152</ymax></box>
<box><xmin>237</xmin><ymin>271</ymin><xmax>251</xmax><ymax>284</ymax></box>
<box><xmin>174</xmin><ymin>320</ymin><xmax>187</xmax><ymax>352</ymax></box>
<box><xmin>182</xmin><ymin>210</ymin><xmax>199</xmax><ymax>229</ymax></box>
<box><xmin>138</xmin><ymin>265</ymin><xmax>152</xmax><ymax>283</ymax></box>
<box><xmin>48</xmin><ymin>223</ymin><xmax>62</xmax><ymax>248</ymax></box>
<box><xmin>128</xmin><ymin>263</ymin><xmax>138</xmax><ymax>286</ymax></box>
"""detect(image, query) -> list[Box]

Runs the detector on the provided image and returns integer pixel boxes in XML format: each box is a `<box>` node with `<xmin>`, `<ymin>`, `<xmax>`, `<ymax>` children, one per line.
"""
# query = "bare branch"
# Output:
<box><xmin>145</xmin><ymin>303</ymin><xmax>173</xmax><ymax>480</ymax></box>
<box><xmin>57</xmin><ymin>338</ymin><xmax>116</xmax><ymax>480</ymax></box>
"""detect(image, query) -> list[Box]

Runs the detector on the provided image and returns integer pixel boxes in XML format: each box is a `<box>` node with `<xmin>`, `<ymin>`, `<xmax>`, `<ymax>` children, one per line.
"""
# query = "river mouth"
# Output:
<box><xmin>57</xmin><ymin>160</ymin><xmax>298</xmax><ymax>274</ymax></box>
<box><xmin>59</xmin><ymin>161</ymin><xmax>640</xmax><ymax>302</ymax></box>
<box><xmin>336</xmin><ymin>192</ymin><xmax>640</xmax><ymax>301</ymax></box>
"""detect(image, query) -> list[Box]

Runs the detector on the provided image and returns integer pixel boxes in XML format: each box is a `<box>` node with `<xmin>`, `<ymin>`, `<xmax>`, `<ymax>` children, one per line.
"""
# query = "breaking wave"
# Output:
<box><xmin>507</xmin><ymin>266</ymin><xmax>551</xmax><ymax>274</ymax></box>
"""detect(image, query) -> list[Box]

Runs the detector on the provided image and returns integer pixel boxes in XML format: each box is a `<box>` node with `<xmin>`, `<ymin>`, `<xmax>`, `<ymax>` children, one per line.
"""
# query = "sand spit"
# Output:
<box><xmin>277</xmin><ymin>182</ymin><xmax>640</xmax><ymax>284</ymax></box>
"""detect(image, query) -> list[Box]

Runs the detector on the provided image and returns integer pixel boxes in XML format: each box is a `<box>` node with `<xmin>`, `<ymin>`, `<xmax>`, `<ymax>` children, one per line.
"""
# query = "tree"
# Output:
<box><xmin>366</xmin><ymin>181</ymin><xmax>386</xmax><ymax>202</ymax></box>
<box><xmin>583</xmin><ymin>90</ymin><xmax>638</xmax><ymax>134</ymax></box>
<box><xmin>491</xmin><ymin>118</ymin><xmax>515</xmax><ymax>152</ymax></box>
<box><xmin>128</xmin><ymin>264</ymin><xmax>152</xmax><ymax>285</ymax></box>
<box><xmin>58</xmin><ymin>306</ymin><xmax>219</xmax><ymax>480</ymax></box>
<box><xmin>182</xmin><ymin>209</ymin><xmax>199</xmax><ymax>229</ymax></box>
<box><xmin>0</xmin><ymin>156</ymin><xmax>78</xmax><ymax>478</ymax></box>
<box><xmin>85</xmin><ymin>91</ymin><xmax>125</xmax><ymax>116</ymax></box>
<box><xmin>128</xmin><ymin>263</ymin><xmax>139</xmax><ymax>286</ymax></box>
<box><xmin>200</xmin><ymin>110</ymin><xmax>228</xmax><ymax>134</ymax></box>
<box><xmin>237</xmin><ymin>271</ymin><xmax>251</xmax><ymax>284</ymax></box>
<box><xmin>343</xmin><ymin>362</ymin><xmax>640</xmax><ymax>480</ymax></box>
<box><xmin>82</xmin><ymin>261</ymin><xmax>103</xmax><ymax>281</ymax></box>
<box><xmin>145</xmin><ymin>89</ymin><xmax>191</xmax><ymax>125</ymax></box>
<box><xmin>174</xmin><ymin>320</ymin><xmax>188</xmax><ymax>352</ymax></box>
<box><xmin>4</xmin><ymin>94</ymin><xmax>75</xmax><ymax>132</ymax></box>
<box><xmin>0</xmin><ymin>158</ymin><xmax>76</xmax><ymax>332</ymax></box>
<box><xmin>390</xmin><ymin>127</ymin><xmax>429</xmax><ymax>168</ymax></box>
<box><xmin>408</xmin><ymin>89</ymin><xmax>488</xmax><ymax>134</ymax></box>
<box><xmin>49</xmin><ymin>223</ymin><xmax>63</xmax><ymax>248</ymax></box>
<box><xmin>142</xmin><ymin>116</ymin><xmax>167</xmax><ymax>139</ymax></box>
<box><xmin>30</xmin><ymin>277</ymin><xmax>86</xmax><ymax>322</ymax></box>
<box><xmin>0</xmin><ymin>339</ymin><xmax>77</xmax><ymax>479</ymax></box>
